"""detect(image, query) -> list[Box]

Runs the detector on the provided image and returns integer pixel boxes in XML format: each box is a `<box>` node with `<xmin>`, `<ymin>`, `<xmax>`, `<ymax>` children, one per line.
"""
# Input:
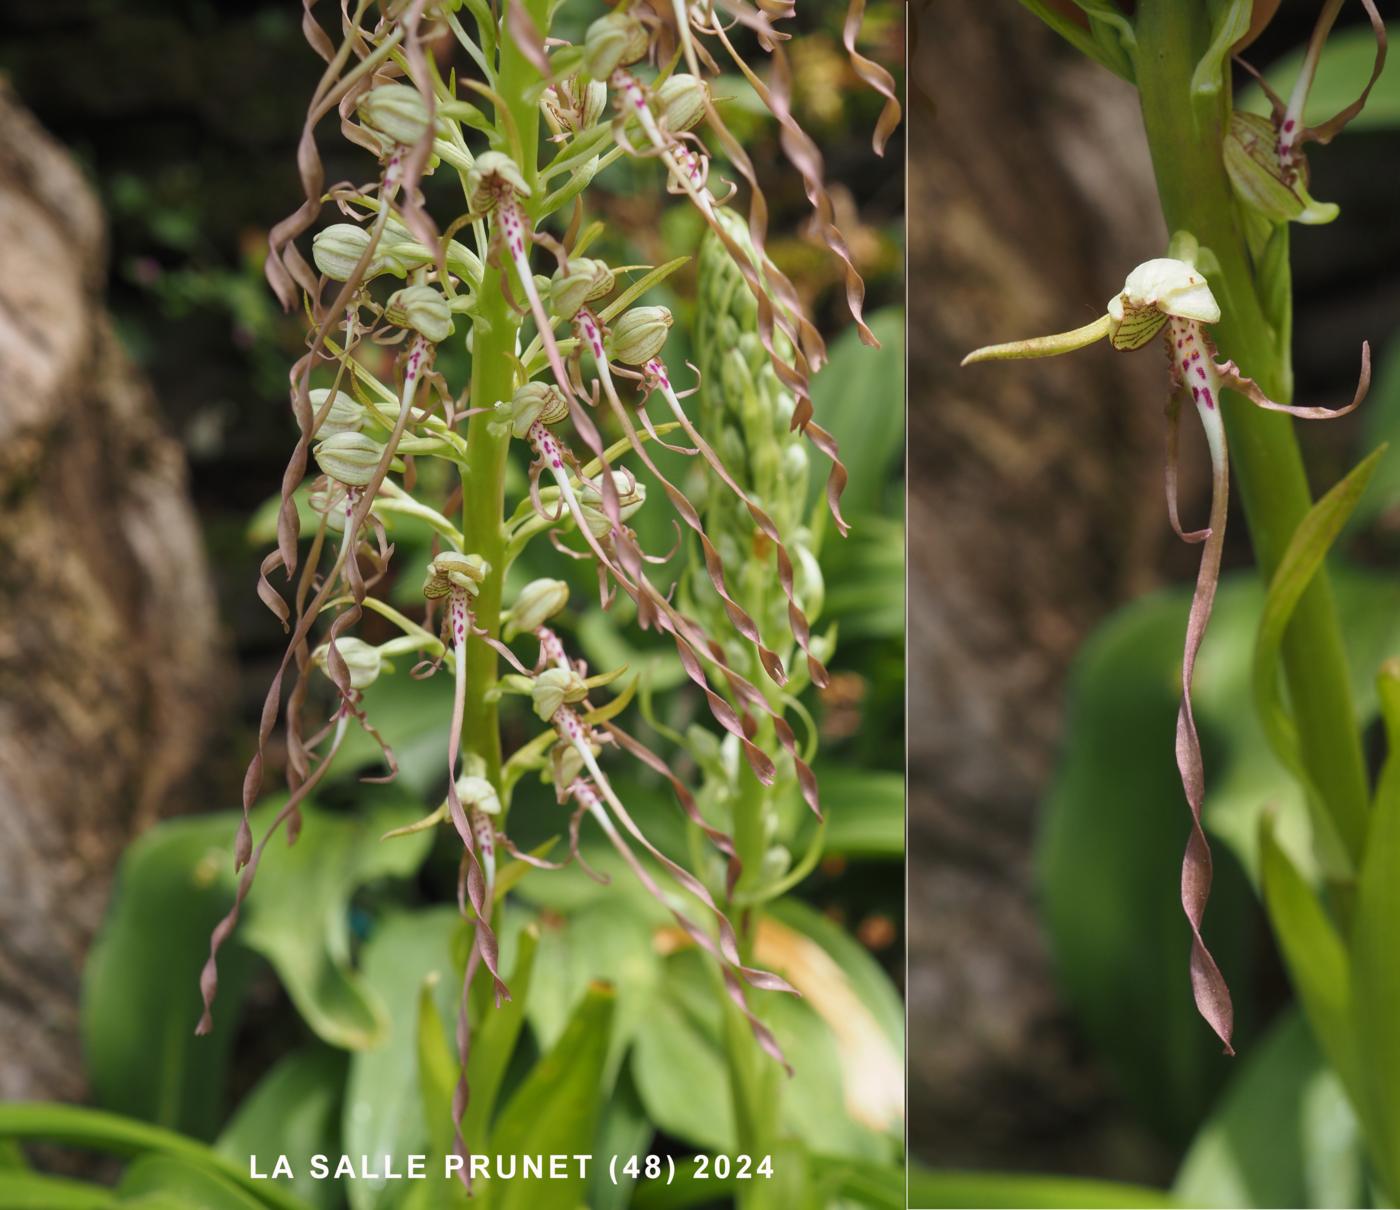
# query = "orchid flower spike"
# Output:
<box><xmin>964</xmin><ymin>251</ymin><xmax>1371</xmax><ymax>1056</ymax></box>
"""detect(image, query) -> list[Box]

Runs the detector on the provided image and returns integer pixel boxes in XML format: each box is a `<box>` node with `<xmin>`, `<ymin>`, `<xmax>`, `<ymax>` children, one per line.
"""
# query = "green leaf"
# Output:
<box><xmin>340</xmin><ymin>908</ymin><xmax>462</xmax><ymax>1210</ymax></box>
<box><xmin>241</xmin><ymin>793</ymin><xmax>435</xmax><ymax>1053</ymax></box>
<box><xmin>1259</xmin><ymin>814</ymin><xmax>1362</xmax><ymax>1113</ymax></box>
<box><xmin>214</xmin><ymin>1049</ymin><xmax>346</xmax><ymax>1210</ymax></box>
<box><xmin>806</xmin><ymin>308</ymin><xmax>904</xmax><ymax>524</ymax></box>
<box><xmin>819</xmin><ymin>511</ymin><xmax>904</xmax><ymax>641</ymax></box>
<box><xmin>1014</xmin><ymin>0</ymin><xmax>1135</xmax><ymax>83</ymax></box>
<box><xmin>116</xmin><ymin>1155</ymin><xmax>267</xmax><ymax>1210</ymax></box>
<box><xmin>0</xmin><ymin>1105</ymin><xmax>306</xmax><ymax>1210</ymax></box>
<box><xmin>488</xmin><ymin>982</ymin><xmax>615</xmax><ymax>1210</ymax></box>
<box><xmin>1241</xmin><ymin>24</ymin><xmax>1400</xmax><ymax>133</ymax></box>
<box><xmin>1350</xmin><ymin>661</ymin><xmax>1400</xmax><ymax>1200</ymax></box>
<box><xmin>82</xmin><ymin>815</ymin><xmax>258</xmax><ymax>1139</ymax></box>
<box><xmin>1253</xmin><ymin>446</ymin><xmax>1385</xmax><ymax>879</ymax></box>
<box><xmin>1174</xmin><ymin>1008</ymin><xmax>1363</xmax><ymax>1209</ymax></box>
<box><xmin>804</xmin><ymin>766</ymin><xmax>903</xmax><ymax>858</ymax></box>
<box><xmin>906</xmin><ymin>1169</ymin><xmax>1176</xmax><ymax>1208</ymax></box>
<box><xmin>587</xmin><ymin>1070</ymin><xmax>652</xmax><ymax>1210</ymax></box>
<box><xmin>0</xmin><ymin>1171</ymin><xmax>116</xmax><ymax>1209</ymax></box>
<box><xmin>462</xmin><ymin>922</ymin><xmax>540</xmax><ymax>1155</ymax></box>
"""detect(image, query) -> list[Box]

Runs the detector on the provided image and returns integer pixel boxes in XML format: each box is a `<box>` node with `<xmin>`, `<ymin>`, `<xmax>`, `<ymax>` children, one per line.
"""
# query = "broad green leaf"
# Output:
<box><xmin>1253</xmin><ymin>447</ymin><xmax>1384</xmax><ymax>879</ymax></box>
<box><xmin>0</xmin><ymin>1105</ymin><xmax>304</xmax><ymax>1210</ymax></box>
<box><xmin>488</xmin><ymin>982</ymin><xmax>615</xmax><ymax>1210</ymax></box>
<box><xmin>0</xmin><ymin>1171</ymin><xmax>115</xmax><ymax>1209</ymax></box>
<box><xmin>340</xmin><ymin>908</ymin><xmax>461</xmax><ymax>1210</ymax></box>
<box><xmin>116</xmin><ymin>1155</ymin><xmax>266</xmax><ymax>1210</ymax></box>
<box><xmin>1350</xmin><ymin>662</ymin><xmax>1400</xmax><ymax>1200</ymax></box>
<box><xmin>587</xmin><ymin>1070</ymin><xmax>652</xmax><ymax>1210</ymax></box>
<box><xmin>241</xmin><ymin>794</ymin><xmax>435</xmax><ymax>1053</ymax></box>
<box><xmin>808</xmin><ymin>766</ymin><xmax>903</xmax><ymax>859</ymax></box>
<box><xmin>1174</xmin><ymin>1009</ymin><xmax>1363</xmax><ymax>1209</ymax></box>
<box><xmin>907</xmin><ymin>1169</ymin><xmax>1176</xmax><ymax>1209</ymax></box>
<box><xmin>215</xmin><ymin>1048</ymin><xmax>346</xmax><ymax>1210</ymax></box>
<box><xmin>1259</xmin><ymin>815</ymin><xmax>1362</xmax><ymax>1114</ymax></box>
<box><xmin>806</xmin><ymin>309</ymin><xmax>904</xmax><ymax>524</ymax></box>
<box><xmin>1241</xmin><ymin>24</ymin><xmax>1400</xmax><ymax>133</ymax></box>
<box><xmin>462</xmin><ymin>922</ymin><xmax>540</xmax><ymax>1156</ymax></box>
<box><xmin>82</xmin><ymin>815</ymin><xmax>258</xmax><ymax>1140</ymax></box>
<box><xmin>523</xmin><ymin>898</ymin><xmax>661</xmax><ymax>1082</ymax></box>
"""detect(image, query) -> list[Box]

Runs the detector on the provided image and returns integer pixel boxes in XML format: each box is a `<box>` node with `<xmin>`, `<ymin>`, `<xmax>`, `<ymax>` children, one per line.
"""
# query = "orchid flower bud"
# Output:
<box><xmin>385</xmin><ymin>284</ymin><xmax>455</xmax><ymax>344</ymax></box>
<box><xmin>315</xmin><ymin>432</ymin><xmax>390</xmax><ymax>488</ymax></box>
<box><xmin>579</xmin><ymin>473</ymin><xmax>647</xmax><ymax>536</ymax></box>
<box><xmin>607</xmin><ymin>305</ymin><xmax>673</xmax><ymax>364</ymax></box>
<box><xmin>312</xmin><ymin>224</ymin><xmax>404</xmax><ymax>282</ymax></box>
<box><xmin>1224</xmin><ymin>111</ymin><xmax>1339</xmax><ymax>226</ymax></box>
<box><xmin>532</xmin><ymin>667</ymin><xmax>589</xmax><ymax>721</ymax></box>
<box><xmin>422</xmin><ymin>552</ymin><xmax>490</xmax><ymax>599</ymax></box>
<box><xmin>655</xmin><ymin>73</ymin><xmax>709</xmax><ymax>132</ymax></box>
<box><xmin>581</xmin><ymin>12</ymin><xmax>648</xmax><ymax>79</ymax></box>
<box><xmin>1106</xmin><ymin>258</ymin><xmax>1220</xmax><ymax>350</ymax></box>
<box><xmin>510</xmin><ymin>382</ymin><xmax>570</xmax><ymax>438</ymax></box>
<box><xmin>549</xmin><ymin>258</ymin><xmax>615</xmax><ymax>320</ymax></box>
<box><xmin>466</xmin><ymin>151</ymin><xmax>530</xmax><ymax>213</ymax></box>
<box><xmin>312</xmin><ymin>636</ymin><xmax>383</xmax><ymax>690</ymax></box>
<box><xmin>504</xmin><ymin>578</ymin><xmax>570</xmax><ymax>639</ymax></box>
<box><xmin>455</xmin><ymin>773</ymin><xmax>501</xmax><ymax>816</ymax></box>
<box><xmin>309</xmin><ymin>388</ymin><xmax>365</xmax><ymax>437</ymax></box>
<box><xmin>357</xmin><ymin>83</ymin><xmax>432</xmax><ymax>147</ymax></box>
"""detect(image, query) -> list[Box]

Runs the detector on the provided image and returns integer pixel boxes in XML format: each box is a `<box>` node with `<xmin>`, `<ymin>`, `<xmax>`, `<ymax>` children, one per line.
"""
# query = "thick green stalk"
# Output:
<box><xmin>460</xmin><ymin>1</ymin><xmax>547</xmax><ymax>794</ymax></box>
<box><xmin>1135</xmin><ymin>0</ymin><xmax>1369</xmax><ymax>869</ymax></box>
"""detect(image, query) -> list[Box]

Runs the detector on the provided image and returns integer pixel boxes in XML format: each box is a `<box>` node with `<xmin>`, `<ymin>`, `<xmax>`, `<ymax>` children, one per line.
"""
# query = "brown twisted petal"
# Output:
<box><xmin>1174</xmin><ymin>447</ymin><xmax>1235</xmax><ymax>1055</ymax></box>
<box><xmin>1215</xmin><ymin>342</ymin><xmax>1370</xmax><ymax>420</ymax></box>
<box><xmin>842</xmin><ymin>0</ymin><xmax>902</xmax><ymax>155</ymax></box>
<box><xmin>1164</xmin><ymin>393</ymin><xmax>1210</xmax><ymax>544</ymax></box>
<box><xmin>391</xmin><ymin>3</ymin><xmax>448</xmax><ymax>281</ymax></box>
<box><xmin>1303</xmin><ymin>0</ymin><xmax>1386</xmax><ymax>146</ymax></box>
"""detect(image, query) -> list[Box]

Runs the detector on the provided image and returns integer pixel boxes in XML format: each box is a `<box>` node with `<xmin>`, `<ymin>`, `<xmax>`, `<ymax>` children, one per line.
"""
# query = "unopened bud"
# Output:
<box><xmin>422</xmin><ymin>551</ymin><xmax>490</xmax><ymax>599</ymax></box>
<box><xmin>310</xmin><ymin>388</ymin><xmax>365</xmax><ymax>437</ymax></box>
<box><xmin>315</xmin><ymin>432</ymin><xmax>388</xmax><ymax>487</ymax></box>
<box><xmin>313</xmin><ymin>636</ymin><xmax>383</xmax><ymax>690</ymax></box>
<box><xmin>607</xmin><ymin>305</ymin><xmax>673</xmax><ymax>364</ymax></box>
<box><xmin>510</xmin><ymin>381</ymin><xmax>571</xmax><ymax>438</ymax></box>
<box><xmin>357</xmin><ymin>83</ymin><xmax>432</xmax><ymax>146</ymax></box>
<box><xmin>550</xmin><ymin>258</ymin><xmax>615</xmax><ymax>320</ymax></box>
<box><xmin>313</xmin><ymin>224</ymin><xmax>403</xmax><ymax>282</ymax></box>
<box><xmin>504</xmin><ymin>578</ymin><xmax>570</xmax><ymax>638</ymax></box>
<box><xmin>655</xmin><ymin>74</ymin><xmax>709</xmax><ymax>132</ymax></box>
<box><xmin>455</xmin><ymin>773</ymin><xmax>501</xmax><ymax>816</ymax></box>
<box><xmin>533</xmin><ymin>667</ymin><xmax>589</xmax><ymax>721</ymax></box>
<box><xmin>466</xmin><ymin>151</ymin><xmax>530</xmax><ymax>212</ymax></box>
<box><xmin>579</xmin><ymin>473</ymin><xmax>646</xmax><ymax>536</ymax></box>
<box><xmin>385</xmin><ymin>284</ymin><xmax>454</xmax><ymax>344</ymax></box>
<box><xmin>582</xmin><ymin>12</ymin><xmax>648</xmax><ymax>79</ymax></box>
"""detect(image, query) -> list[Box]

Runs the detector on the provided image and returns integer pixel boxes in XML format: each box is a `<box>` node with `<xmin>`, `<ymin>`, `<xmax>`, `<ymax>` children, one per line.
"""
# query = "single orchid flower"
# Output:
<box><xmin>964</xmin><ymin>252</ymin><xmax>1370</xmax><ymax>1054</ymax></box>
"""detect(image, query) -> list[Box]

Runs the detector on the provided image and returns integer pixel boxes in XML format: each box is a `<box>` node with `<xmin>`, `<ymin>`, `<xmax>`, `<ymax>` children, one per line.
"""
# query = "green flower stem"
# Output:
<box><xmin>1135</xmin><ymin>0</ymin><xmax>1370</xmax><ymax>873</ymax></box>
<box><xmin>460</xmin><ymin>1</ymin><xmax>548</xmax><ymax>797</ymax></box>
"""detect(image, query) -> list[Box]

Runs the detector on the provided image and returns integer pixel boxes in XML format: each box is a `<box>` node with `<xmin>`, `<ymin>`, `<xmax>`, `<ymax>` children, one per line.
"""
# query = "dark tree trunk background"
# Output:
<box><xmin>0</xmin><ymin>79</ymin><xmax>225</xmax><ymax>1103</ymax></box>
